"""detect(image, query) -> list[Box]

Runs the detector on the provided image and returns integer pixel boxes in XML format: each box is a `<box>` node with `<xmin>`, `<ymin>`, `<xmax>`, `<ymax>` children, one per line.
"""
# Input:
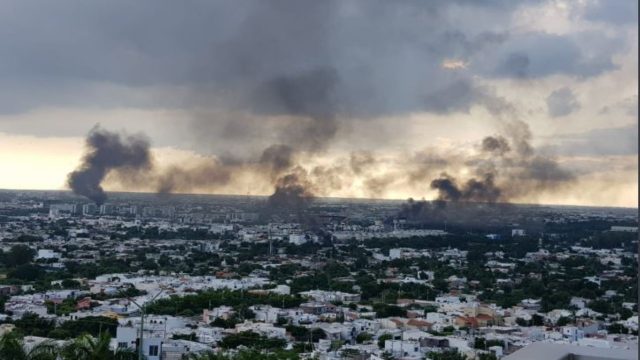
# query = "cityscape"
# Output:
<box><xmin>0</xmin><ymin>0</ymin><xmax>637</xmax><ymax>359</ymax></box>
<box><xmin>0</xmin><ymin>190</ymin><xmax>636</xmax><ymax>359</ymax></box>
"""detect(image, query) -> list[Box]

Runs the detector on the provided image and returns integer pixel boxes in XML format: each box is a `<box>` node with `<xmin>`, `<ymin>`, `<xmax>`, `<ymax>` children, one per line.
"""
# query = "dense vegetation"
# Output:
<box><xmin>146</xmin><ymin>290</ymin><xmax>302</xmax><ymax>316</ymax></box>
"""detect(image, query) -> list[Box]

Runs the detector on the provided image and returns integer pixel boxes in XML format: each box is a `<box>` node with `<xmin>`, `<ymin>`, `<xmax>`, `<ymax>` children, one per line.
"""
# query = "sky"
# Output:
<box><xmin>0</xmin><ymin>0</ymin><xmax>637</xmax><ymax>207</ymax></box>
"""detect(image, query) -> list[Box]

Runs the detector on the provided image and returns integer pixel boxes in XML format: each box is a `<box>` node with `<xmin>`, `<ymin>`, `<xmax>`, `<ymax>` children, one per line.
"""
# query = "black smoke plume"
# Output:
<box><xmin>68</xmin><ymin>127</ymin><xmax>152</xmax><ymax>204</ymax></box>
<box><xmin>255</xmin><ymin>68</ymin><xmax>341</xmax><ymax>212</ymax></box>
<box><xmin>266</xmin><ymin>171</ymin><xmax>313</xmax><ymax>211</ymax></box>
<box><xmin>481</xmin><ymin>135</ymin><xmax>511</xmax><ymax>155</ymax></box>
<box><xmin>430</xmin><ymin>173</ymin><xmax>501</xmax><ymax>203</ymax></box>
<box><xmin>259</xmin><ymin>144</ymin><xmax>295</xmax><ymax>179</ymax></box>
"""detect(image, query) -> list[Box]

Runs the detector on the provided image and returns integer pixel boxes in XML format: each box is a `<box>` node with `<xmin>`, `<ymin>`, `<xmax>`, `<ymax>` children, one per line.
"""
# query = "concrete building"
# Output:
<box><xmin>503</xmin><ymin>342</ymin><xmax>637</xmax><ymax>360</ymax></box>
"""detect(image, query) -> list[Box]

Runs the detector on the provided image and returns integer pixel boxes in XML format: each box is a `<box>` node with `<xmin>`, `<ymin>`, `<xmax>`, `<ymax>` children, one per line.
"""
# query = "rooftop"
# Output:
<box><xmin>503</xmin><ymin>342</ymin><xmax>638</xmax><ymax>360</ymax></box>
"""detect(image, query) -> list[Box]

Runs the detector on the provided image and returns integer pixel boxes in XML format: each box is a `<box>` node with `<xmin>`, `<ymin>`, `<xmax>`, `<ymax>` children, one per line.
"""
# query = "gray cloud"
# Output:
<box><xmin>3</xmin><ymin>0</ymin><xmax>629</xmax><ymax>207</ymax></box>
<box><xmin>600</xmin><ymin>95</ymin><xmax>638</xmax><ymax>118</ymax></box>
<box><xmin>584</xmin><ymin>0</ymin><xmax>638</xmax><ymax>25</ymax></box>
<box><xmin>476</xmin><ymin>32</ymin><xmax>620</xmax><ymax>79</ymax></box>
<box><xmin>0</xmin><ymin>0</ymin><xmax>617</xmax><ymax>120</ymax></box>
<box><xmin>546</xmin><ymin>87</ymin><xmax>580</xmax><ymax>117</ymax></box>
<box><xmin>544</xmin><ymin>124</ymin><xmax>639</xmax><ymax>157</ymax></box>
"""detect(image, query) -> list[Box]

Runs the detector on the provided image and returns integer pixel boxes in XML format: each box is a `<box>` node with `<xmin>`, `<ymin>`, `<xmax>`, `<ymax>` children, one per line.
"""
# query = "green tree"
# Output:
<box><xmin>377</xmin><ymin>334</ymin><xmax>393</xmax><ymax>349</ymax></box>
<box><xmin>0</xmin><ymin>332</ymin><xmax>57</xmax><ymax>360</ymax></box>
<box><xmin>608</xmin><ymin>323</ymin><xmax>628</xmax><ymax>334</ymax></box>
<box><xmin>8</xmin><ymin>263</ymin><xmax>44</xmax><ymax>281</ymax></box>
<box><xmin>219</xmin><ymin>331</ymin><xmax>286</xmax><ymax>350</ymax></box>
<box><xmin>531</xmin><ymin>314</ymin><xmax>545</xmax><ymax>326</ymax></box>
<box><xmin>356</xmin><ymin>332</ymin><xmax>372</xmax><ymax>343</ymax></box>
<box><xmin>5</xmin><ymin>245</ymin><xmax>36</xmax><ymax>267</ymax></box>
<box><xmin>61</xmin><ymin>333</ymin><xmax>110</xmax><ymax>360</ymax></box>
<box><xmin>187</xmin><ymin>349</ymin><xmax>298</xmax><ymax>360</ymax></box>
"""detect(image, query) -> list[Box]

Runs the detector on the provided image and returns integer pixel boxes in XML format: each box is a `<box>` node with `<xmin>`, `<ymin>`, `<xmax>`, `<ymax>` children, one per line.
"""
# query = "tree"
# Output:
<box><xmin>531</xmin><ymin>314</ymin><xmax>544</xmax><ymax>326</ymax></box>
<box><xmin>285</xmin><ymin>325</ymin><xmax>325</xmax><ymax>342</ymax></box>
<box><xmin>608</xmin><ymin>323</ymin><xmax>628</xmax><ymax>334</ymax></box>
<box><xmin>5</xmin><ymin>245</ymin><xmax>36</xmax><ymax>267</ymax></box>
<box><xmin>372</xmin><ymin>303</ymin><xmax>405</xmax><ymax>318</ymax></box>
<box><xmin>0</xmin><ymin>332</ymin><xmax>57</xmax><ymax>360</ymax></box>
<box><xmin>13</xmin><ymin>313</ymin><xmax>56</xmax><ymax>337</ymax></box>
<box><xmin>0</xmin><ymin>332</ymin><xmax>137</xmax><ymax>360</ymax></box>
<box><xmin>589</xmin><ymin>300</ymin><xmax>612</xmax><ymax>315</ymax></box>
<box><xmin>377</xmin><ymin>334</ymin><xmax>393</xmax><ymax>349</ymax></box>
<box><xmin>8</xmin><ymin>263</ymin><xmax>43</xmax><ymax>281</ymax></box>
<box><xmin>556</xmin><ymin>316</ymin><xmax>572</xmax><ymax>327</ymax></box>
<box><xmin>356</xmin><ymin>332</ymin><xmax>372</xmax><ymax>343</ymax></box>
<box><xmin>61</xmin><ymin>279</ymin><xmax>81</xmax><ymax>289</ymax></box>
<box><xmin>219</xmin><ymin>331</ymin><xmax>286</xmax><ymax>350</ymax></box>
<box><xmin>187</xmin><ymin>349</ymin><xmax>298</xmax><ymax>360</ymax></box>
<box><xmin>61</xmin><ymin>333</ymin><xmax>110</xmax><ymax>360</ymax></box>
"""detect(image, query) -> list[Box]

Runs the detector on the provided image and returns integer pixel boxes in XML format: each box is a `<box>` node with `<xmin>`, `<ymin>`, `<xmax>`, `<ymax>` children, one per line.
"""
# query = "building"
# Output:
<box><xmin>37</xmin><ymin>249</ymin><xmax>61</xmax><ymax>260</ymax></box>
<box><xmin>511</xmin><ymin>229</ymin><xmax>526</xmax><ymax>237</ymax></box>
<box><xmin>288</xmin><ymin>233</ymin><xmax>307</xmax><ymax>245</ymax></box>
<box><xmin>99</xmin><ymin>204</ymin><xmax>115</xmax><ymax>215</ymax></box>
<box><xmin>49</xmin><ymin>204</ymin><xmax>75</xmax><ymax>218</ymax></box>
<box><xmin>503</xmin><ymin>342</ymin><xmax>637</xmax><ymax>360</ymax></box>
<box><xmin>610</xmin><ymin>226</ymin><xmax>638</xmax><ymax>232</ymax></box>
<box><xmin>82</xmin><ymin>204</ymin><xmax>98</xmax><ymax>215</ymax></box>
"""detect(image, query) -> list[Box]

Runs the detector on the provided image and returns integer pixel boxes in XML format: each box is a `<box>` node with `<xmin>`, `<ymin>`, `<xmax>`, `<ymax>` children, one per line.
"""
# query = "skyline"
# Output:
<box><xmin>0</xmin><ymin>0</ymin><xmax>637</xmax><ymax>207</ymax></box>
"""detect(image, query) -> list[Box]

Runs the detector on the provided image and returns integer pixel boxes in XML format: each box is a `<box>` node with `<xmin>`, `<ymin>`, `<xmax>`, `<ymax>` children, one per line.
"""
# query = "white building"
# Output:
<box><xmin>384</xmin><ymin>340</ymin><xmax>422</xmax><ymax>359</ymax></box>
<box><xmin>36</xmin><ymin>249</ymin><xmax>61</xmax><ymax>260</ymax></box>
<box><xmin>289</xmin><ymin>233</ymin><xmax>308</xmax><ymax>245</ymax></box>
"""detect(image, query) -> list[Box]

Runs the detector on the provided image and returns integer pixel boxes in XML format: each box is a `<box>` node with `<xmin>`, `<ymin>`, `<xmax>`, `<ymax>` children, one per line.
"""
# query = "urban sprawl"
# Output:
<box><xmin>0</xmin><ymin>190</ymin><xmax>637</xmax><ymax>360</ymax></box>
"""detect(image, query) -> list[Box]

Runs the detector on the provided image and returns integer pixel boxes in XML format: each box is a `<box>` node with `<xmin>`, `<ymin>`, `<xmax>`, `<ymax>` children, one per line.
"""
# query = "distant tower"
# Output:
<box><xmin>268</xmin><ymin>225</ymin><xmax>272</xmax><ymax>256</ymax></box>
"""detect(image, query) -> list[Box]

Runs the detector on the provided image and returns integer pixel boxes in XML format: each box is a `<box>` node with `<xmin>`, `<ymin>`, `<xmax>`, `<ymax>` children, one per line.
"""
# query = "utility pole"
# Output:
<box><xmin>126</xmin><ymin>289</ymin><xmax>165</xmax><ymax>360</ymax></box>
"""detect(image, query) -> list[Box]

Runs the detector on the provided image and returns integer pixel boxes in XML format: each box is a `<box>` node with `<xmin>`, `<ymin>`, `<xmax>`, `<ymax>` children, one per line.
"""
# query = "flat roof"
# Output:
<box><xmin>503</xmin><ymin>342</ymin><xmax>638</xmax><ymax>360</ymax></box>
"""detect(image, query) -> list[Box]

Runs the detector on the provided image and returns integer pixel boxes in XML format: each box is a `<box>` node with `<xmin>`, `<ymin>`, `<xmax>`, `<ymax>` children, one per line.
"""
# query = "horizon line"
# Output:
<box><xmin>0</xmin><ymin>187</ymin><xmax>637</xmax><ymax>210</ymax></box>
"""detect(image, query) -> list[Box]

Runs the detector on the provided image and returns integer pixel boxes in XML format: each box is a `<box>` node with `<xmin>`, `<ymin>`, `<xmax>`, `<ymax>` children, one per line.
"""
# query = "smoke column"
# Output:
<box><xmin>67</xmin><ymin>127</ymin><xmax>152</xmax><ymax>204</ymax></box>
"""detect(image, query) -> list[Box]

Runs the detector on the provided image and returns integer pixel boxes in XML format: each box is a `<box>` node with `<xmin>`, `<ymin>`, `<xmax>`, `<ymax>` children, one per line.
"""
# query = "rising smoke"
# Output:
<box><xmin>67</xmin><ymin>127</ymin><xmax>152</xmax><ymax>205</ymax></box>
<box><xmin>65</xmin><ymin>1</ymin><xmax>579</xmax><ymax>215</ymax></box>
<box><xmin>69</xmin><ymin>127</ymin><xmax>236</xmax><ymax>204</ymax></box>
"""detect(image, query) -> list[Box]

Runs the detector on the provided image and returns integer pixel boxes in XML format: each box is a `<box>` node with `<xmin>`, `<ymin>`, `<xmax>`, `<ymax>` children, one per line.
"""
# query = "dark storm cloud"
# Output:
<box><xmin>16</xmin><ymin>0</ymin><xmax>615</xmax><ymax>209</ymax></box>
<box><xmin>546</xmin><ymin>87</ymin><xmax>580</xmax><ymax>118</ymax></box>
<box><xmin>0</xmin><ymin>0</ymin><xmax>613</xmax><ymax>120</ymax></box>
